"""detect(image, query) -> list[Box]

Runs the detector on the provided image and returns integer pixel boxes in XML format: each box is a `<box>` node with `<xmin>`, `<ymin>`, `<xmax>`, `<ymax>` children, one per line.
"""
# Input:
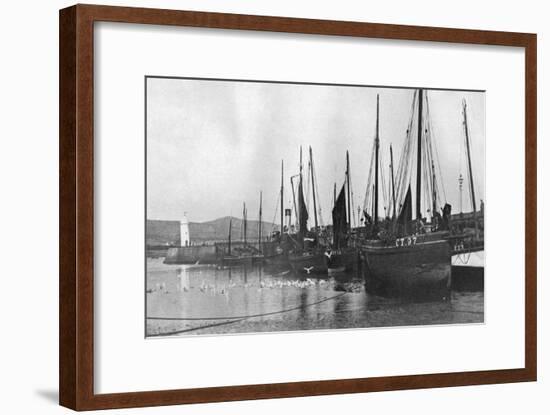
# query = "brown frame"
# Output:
<box><xmin>59</xmin><ymin>3</ymin><xmax>537</xmax><ymax>411</ymax></box>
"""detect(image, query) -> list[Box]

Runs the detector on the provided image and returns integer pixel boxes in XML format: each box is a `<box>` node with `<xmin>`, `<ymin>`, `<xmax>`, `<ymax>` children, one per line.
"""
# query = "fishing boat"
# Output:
<box><xmin>220</xmin><ymin>201</ymin><xmax>263</xmax><ymax>266</ymax></box>
<box><xmin>360</xmin><ymin>91</ymin><xmax>453</xmax><ymax>299</ymax></box>
<box><xmin>263</xmin><ymin>160</ymin><xmax>290</xmax><ymax>266</ymax></box>
<box><xmin>325</xmin><ymin>152</ymin><xmax>359</xmax><ymax>277</ymax></box>
<box><xmin>288</xmin><ymin>146</ymin><xmax>327</xmax><ymax>275</ymax></box>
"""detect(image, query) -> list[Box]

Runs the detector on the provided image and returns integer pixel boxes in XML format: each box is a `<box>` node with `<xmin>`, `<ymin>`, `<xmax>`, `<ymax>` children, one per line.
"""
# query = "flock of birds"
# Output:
<box><xmin>147</xmin><ymin>272</ymin><xmax>334</xmax><ymax>296</ymax></box>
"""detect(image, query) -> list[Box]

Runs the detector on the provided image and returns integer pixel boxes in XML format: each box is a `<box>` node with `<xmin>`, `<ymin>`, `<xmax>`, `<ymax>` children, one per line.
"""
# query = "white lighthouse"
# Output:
<box><xmin>180</xmin><ymin>213</ymin><xmax>190</xmax><ymax>247</ymax></box>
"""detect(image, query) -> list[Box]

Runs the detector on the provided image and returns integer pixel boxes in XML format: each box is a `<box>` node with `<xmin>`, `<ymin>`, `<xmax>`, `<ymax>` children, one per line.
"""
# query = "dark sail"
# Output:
<box><xmin>397</xmin><ymin>185</ymin><xmax>412</xmax><ymax>234</ymax></box>
<box><xmin>332</xmin><ymin>185</ymin><xmax>347</xmax><ymax>249</ymax></box>
<box><xmin>298</xmin><ymin>178</ymin><xmax>309</xmax><ymax>235</ymax></box>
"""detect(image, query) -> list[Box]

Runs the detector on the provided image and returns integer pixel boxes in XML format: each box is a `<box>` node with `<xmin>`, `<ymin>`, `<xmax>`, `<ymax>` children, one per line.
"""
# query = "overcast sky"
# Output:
<box><xmin>146</xmin><ymin>77</ymin><xmax>485</xmax><ymax>225</ymax></box>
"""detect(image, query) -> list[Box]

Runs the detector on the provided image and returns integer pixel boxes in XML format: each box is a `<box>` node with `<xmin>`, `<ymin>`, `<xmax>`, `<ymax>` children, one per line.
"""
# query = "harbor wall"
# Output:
<box><xmin>164</xmin><ymin>245</ymin><xmax>218</xmax><ymax>264</ymax></box>
<box><xmin>162</xmin><ymin>240</ymin><xmax>281</xmax><ymax>264</ymax></box>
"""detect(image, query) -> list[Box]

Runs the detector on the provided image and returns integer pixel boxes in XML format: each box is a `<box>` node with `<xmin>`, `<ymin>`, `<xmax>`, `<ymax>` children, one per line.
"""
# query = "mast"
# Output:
<box><xmin>299</xmin><ymin>145</ymin><xmax>303</xmax><ymax>180</ymax></box>
<box><xmin>374</xmin><ymin>94</ymin><xmax>380</xmax><ymax>225</ymax></box>
<box><xmin>296</xmin><ymin>145</ymin><xmax>303</xmax><ymax>228</ymax></box>
<box><xmin>416</xmin><ymin>89</ymin><xmax>424</xmax><ymax>222</ymax></box>
<box><xmin>228</xmin><ymin>217</ymin><xmax>232</xmax><ymax>256</ymax></box>
<box><xmin>463</xmin><ymin>99</ymin><xmax>478</xmax><ymax>237</ymax></box>
<box><xmin>346</xmin><ymin>151</ymin><xmax>351</xmax><ymax>231</ymax></box>
<box><xmin>462</xmin><ymin>99</ymin><xmax>477</xmax><ymax>213</ymax></box>
<box><xmin>432</xmin><ymin>161</ymin><xmax>437</xmax><ymax>220</ymax></box>
<box><xmin>243</xmin><ymin>202</ymin><xmax>247</xmax><ymax>245</ymax></box>
<box><xmin>291</xmin><ymin>175</ymin><xmax>298</xmax><ymax>228</ymax></box>
<box><xmin>390</xmin><ymin>144</ymin><xmax>396</xmax><ymax>219</ymax></box>
<box><xmin>309</xmin><ymin>146</ymin><xmax>318</xmax><ymax>230</ymax></box>
<box><xmin>258</xmin><ymin>191</ymin><xmax>262</xmax><ymax>253</ymax></box>
<box><xmin>459</xmin><ymin>174</ymin><xmax>464</xmax><ymax>213</ymax></box>
<box><xmin>280</xmin><ymin>160</ymin><xmax>284</xmax><ymax>234</ymax></box>
<box><xmin>371</xmin><ymin>184</ymin><xmax>375</xmax><ymax>221</ymax></box>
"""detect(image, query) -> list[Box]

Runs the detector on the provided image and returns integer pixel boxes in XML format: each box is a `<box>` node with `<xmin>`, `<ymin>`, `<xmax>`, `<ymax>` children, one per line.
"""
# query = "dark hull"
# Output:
<box><xmin>451</xmin><ymin>265</ymin><xmax>484</xmax><ymax>291</ymax></box>
<box><xmin>325</xmin><ymin>248</ymin><xmax>361</xmax><ymax>281</ymax></box>
<box><xmin>325</xmin><ymin>248</ymin><xmax>359</xmax><ymax>277</ymax></box>
<box><xmin>221</xmin><ymin>255</ymin><xmax>263</xmax><ymax>267</ymax></box>
<box><xmin>361</xmin><ymin>238</ymin><xmax>451</xmax><ymax>299</ymax></box>
<box><xmin>288</xmin><ymin>252</ymin><xmax>327</xmax><ymax>275</ymax></box>
<box><xmin>263</xmin><ymin>252</ymin><xmax>289</xmax><ymax>266</ymax></box>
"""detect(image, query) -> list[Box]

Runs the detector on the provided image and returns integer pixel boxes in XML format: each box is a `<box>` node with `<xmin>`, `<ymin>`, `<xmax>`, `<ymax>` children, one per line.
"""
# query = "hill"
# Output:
<box><xmin>146</xmin><ymin>216</ymin><xmax>279</xmax><ymax>246</ymax></box>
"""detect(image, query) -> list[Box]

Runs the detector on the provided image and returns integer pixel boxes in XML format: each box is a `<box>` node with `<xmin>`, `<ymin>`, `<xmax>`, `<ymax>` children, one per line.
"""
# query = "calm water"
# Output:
<box><xmin>146</xmin><ymin>258</ymin><xmax>484</xmax><ymax>337</ymax></box>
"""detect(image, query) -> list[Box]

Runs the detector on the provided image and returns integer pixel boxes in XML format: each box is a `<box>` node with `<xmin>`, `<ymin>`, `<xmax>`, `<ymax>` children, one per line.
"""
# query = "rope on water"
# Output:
<box><xmin>147</xmin><ymin>292</ymin><xmax>347</xmax><ymax>321</ymax></box>
<box><xmin>146</xmin><ymin>292</ymin><xmax>347</xmax><ymax>337</ymax></box>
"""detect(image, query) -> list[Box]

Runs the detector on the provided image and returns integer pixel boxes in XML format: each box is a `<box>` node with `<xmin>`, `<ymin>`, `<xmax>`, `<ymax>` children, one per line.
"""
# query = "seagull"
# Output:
<box><xmin>303</xmin><ymin>266</ymin><xmax>314</xmax><ymax>274</ymax></box>
<box><xmin>324</xmin><ymin>251</ymin><xmax>333</xmax><ymax>259</ymax></box>
<box><xmin>304</xmin><ymin>237</ymin><xmax>315</xmax><ymax>242</ymax></box>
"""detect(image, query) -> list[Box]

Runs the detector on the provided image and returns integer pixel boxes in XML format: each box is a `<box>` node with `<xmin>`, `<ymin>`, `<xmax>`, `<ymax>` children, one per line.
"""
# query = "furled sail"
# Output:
<box><xmin>397</xmin><ymin>185</ymin><xmax>412</xmax><ymax>235</ymax></box>
<box><xmin>332</xmin><ymin>185</ymin><xmax>347</xmax><ymax>249</ymax></box>
<box><xmin>298</xmin><ymin>177</ymin><xmax>309</xmax><ymax>235</ymax></box>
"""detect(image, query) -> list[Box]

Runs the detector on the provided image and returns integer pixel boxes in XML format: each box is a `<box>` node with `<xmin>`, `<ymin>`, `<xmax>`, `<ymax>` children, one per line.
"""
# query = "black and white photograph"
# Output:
<box><xmin>1</xmin><ymin>0</ymin><xmax>543</xmax><ymax>413</ymax></box>
<box><xmin>145</xmin><ymin>77</ymin><xmax>485</xmax><ymax>337</ymax></box>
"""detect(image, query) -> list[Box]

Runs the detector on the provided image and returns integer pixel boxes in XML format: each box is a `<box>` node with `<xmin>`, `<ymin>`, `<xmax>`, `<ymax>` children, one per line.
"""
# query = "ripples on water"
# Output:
<box><xmin>146</xmin><ymin>258</ymin><xmax>484</xmax><ymax>337</ymax></box>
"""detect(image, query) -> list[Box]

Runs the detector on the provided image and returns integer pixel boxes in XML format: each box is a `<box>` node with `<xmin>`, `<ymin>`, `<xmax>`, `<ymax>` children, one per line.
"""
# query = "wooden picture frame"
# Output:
<box><xmin>59</xmin><ymin>4</ymin><xmax>537</xmax><ymax>410</ymax></box>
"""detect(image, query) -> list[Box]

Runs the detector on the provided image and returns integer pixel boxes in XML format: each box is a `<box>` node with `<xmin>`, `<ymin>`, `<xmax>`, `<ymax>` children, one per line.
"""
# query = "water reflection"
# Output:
<box><xmin>176</xmin><ymin>266</ymin><xmax>190</xmax><ymax>292</ymax></box>
<box><xmin>146</xmin><ymin>258</ymin><xmax>484</xmax><ymax>337</ymax></box>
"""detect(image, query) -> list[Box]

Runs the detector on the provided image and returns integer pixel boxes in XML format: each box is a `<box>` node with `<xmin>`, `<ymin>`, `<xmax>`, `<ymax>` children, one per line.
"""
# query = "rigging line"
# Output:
<box><xmin>463</xmin><ymin>116</ymin><xmax>475</xmax><ymax>210</ymax></box>
<box><xmin>349</xmin><ymin>173</ymin><xmax>356</xmax><ymax>228</ymax></box>
<box><xmin>426</xmin><ymin>98</ymin><xmax>447</xmax><ymax>203</ymax></box>
<box><xmin>421</xmin><ymin>142</ymin><xmax>429</xmax><ymax>217</ymax></box>
<box><xmin>395</xmin><ymin>129</ymin><xmax>411</xmax><ymax>212</ymax></box>
<box><xmin>312</xmin><ymin>156</ymin><xmax>324</xmax><ymax>227</ymax></box>
<box><xmin>305</xmin><ymin>160</ymin><xmax>311</xmax><ymax>212</ymax></box>
<box><xmin>362</xmin><ymin>139</ymin><xmax>376</xmax><ymax>212</ymax></box>
<box><xmin>379</xmin><ymin>153</ymin><xmax>388</xmax><ymax>214</ymax></box>
<box><xmin>464</xmin><ymin>109</ymin><xmax>480</xmax><ymax>211</ymax></box>
<box><xmin>425</xmin><ymin>123</ymin><xmax>436</xmax><ymax>213</ymax></box>
<box><xmin>270</xmin><ymin>191</ymin><xmax>281</xmax><ymax>233</ymax></box>
<box><xmin>388</xmin><ymin>157</ymin><xmax>393</xmax><ymax>217</ymax></box>
<box><xmin>423</xmin><ymin>102</ymin><xmax>433</xmax><ymax>215</ymax></box>
<box><xmin>399</xmin><ymin>92</ymin><xmax>417</xmax><ymax>175</ymax></box>
<box><xmin>364</xmin><ymin>139</ymin><xmax>375</xmax><ymax>209</ymax></box>
<box><xmin>424</xmin><ymin>99</ymin><xmax>442</xmax><ymax>212</ymax></box>
<box><xmin>147</xmin><ymin>292</ymin><xmax>348</xmax><ymax>321</ymax></box>
<box><xmin>348</xmin><ymin>174</ymin><xmax>359</xmax><ymax>226</ymax></box>
<box><xmin>395</xmin><ymin>91</ymin><xmax>417</xmax><ymax>210</ymax></box>
<box><xmin>459</xmin><ymin>104</ymin><xmax>464</xmax><ymax>180</ymax></box>
<box><xmin>453</xmin><ymin>251</ymin><xmax>471</xmax><ymax>265</ymax></box>
<box><xmin>316</xmin><ymin>190</ymin><xmax>324</xmax><ymax>227</ymax></box>
<box><xmin>286</xmin><ymin>232</ymin><xmax>301</xmax><ymax>248</ymax></box>
<box><xmin>426</xmin><ymin>118</ymin><xmax>444</xmax><ymax>210</ymax></box>
<box><xmin>396</xmin><ymin>146</ymin><xmax>410</xmax><ymax>210</ymax></box>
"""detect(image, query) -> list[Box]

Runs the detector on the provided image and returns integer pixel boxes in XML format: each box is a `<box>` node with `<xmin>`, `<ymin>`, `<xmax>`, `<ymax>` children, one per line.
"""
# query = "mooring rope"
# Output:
<box><xmin>146</xmin><ymin>292</ymin><xmax>348</xmax><ymax>337</ymax></box>
<box><xmin>147</xmin><ymin>292</ymin><xmax>347</xmax><ymax>321</ymax></box>
<box><xmin>453</xmin><ymin>252</ymin><xmax>472</xmax><ymax>265</ymax></box>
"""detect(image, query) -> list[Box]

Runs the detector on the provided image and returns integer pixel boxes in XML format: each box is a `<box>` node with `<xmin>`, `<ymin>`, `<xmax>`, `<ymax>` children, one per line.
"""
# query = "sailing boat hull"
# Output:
<box><xmin>325</xmin><ymin>248</ymin><xmax>359</xmax><ymax>277</ymax></box>
<box><xmin>263</xmin><ymin>253</ymin><xmax>289</xmax><ymax>267</ymax></box>
<box><xmin>220</xmin><ymin>255</ymin><xmax>263</xmax><ymax>267</ymax></box>
<box><xmin>361</xmin><ymin>238</ymin><xmax>451</xmax><ymax>299</ymax></box>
